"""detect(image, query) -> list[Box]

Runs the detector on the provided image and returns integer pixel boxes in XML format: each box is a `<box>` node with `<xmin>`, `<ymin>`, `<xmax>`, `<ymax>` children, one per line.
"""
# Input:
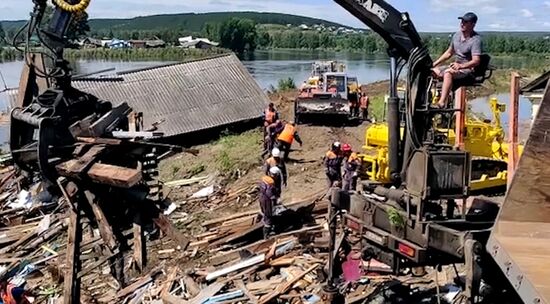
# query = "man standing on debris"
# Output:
<box><xmin>343</xmin><ymin>150</ymin><xmax>361</xmax><ymax>192</ymax></box>
<box><xmin>359</xmin><ymin>92</ymin><xmax>369</xmax><ymax>121</ymax></box>
<box><xmin>259</xmin><ymin>167</ymin><xmax>282</xmax><ymax>238</ymax></box>
<box><xmin>324</xmin><ymin>142</ymin><xmax>343</xmax><ymax>189</ymax></box>
<box><xmin>432</xmin><ymin>12</ymin><xmax>483</xmax><ymax>108</ymax></box>
<box><xmin>264</xmin><ymin>147</ymin><xmax>288</xmax><ymax>190</ymax></box>
<box><xmin>276</xmin><ymin>121</ymin><xmax>303</xmax><ymax>161</ymax></box>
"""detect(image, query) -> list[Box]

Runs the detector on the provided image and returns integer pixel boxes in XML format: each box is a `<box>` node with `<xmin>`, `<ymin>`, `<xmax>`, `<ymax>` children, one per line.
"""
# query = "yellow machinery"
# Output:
<box><xmin>360</xmin><ymin>97</ymin><xmax>524</xmax><ymax>194</ymax></box>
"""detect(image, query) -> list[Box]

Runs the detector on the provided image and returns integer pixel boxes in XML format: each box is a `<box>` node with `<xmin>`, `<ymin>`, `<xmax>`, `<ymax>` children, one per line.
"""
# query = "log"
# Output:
<box><xmin>57</xmin><ymin>160</ymin><xmax>142</xmax><ymax>188</ymax></box>
<box><xmin>153</xmin><ymin>214</ymin><xmax>189</xmax><ymax>250</ymax></box>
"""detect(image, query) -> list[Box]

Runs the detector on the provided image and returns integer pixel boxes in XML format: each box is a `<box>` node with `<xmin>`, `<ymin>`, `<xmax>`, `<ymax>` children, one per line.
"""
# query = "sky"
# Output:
<box><xmin>1</xmin><ymin>0</ymin><xmax>550</xmax><ymax>32</ymax></box>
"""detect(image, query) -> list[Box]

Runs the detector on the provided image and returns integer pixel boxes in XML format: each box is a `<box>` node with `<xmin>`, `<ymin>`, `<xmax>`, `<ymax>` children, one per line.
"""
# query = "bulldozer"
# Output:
<box><xmin>359</xmin><ymin>93</ymin><xmax>524</xmax><ymax>195</ymax></box>
<box><xmin>294</xmin><ymin>61</ymin><xmax>360</xmax><ymax>123</ymax></box>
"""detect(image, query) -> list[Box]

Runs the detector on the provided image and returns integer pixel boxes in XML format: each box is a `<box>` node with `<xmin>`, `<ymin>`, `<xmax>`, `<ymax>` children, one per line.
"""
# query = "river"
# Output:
<box><xmin>0</xmin><ymin>50</ymin><xmax>536</xmax><ymax>146</ymax></box>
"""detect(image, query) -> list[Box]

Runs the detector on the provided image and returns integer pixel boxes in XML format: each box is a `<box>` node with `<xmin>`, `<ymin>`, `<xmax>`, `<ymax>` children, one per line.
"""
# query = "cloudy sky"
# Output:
<box><xmin>1</xmin><ymin>0</ymin><xmax>549</xmax><ymax>32</ymax></box>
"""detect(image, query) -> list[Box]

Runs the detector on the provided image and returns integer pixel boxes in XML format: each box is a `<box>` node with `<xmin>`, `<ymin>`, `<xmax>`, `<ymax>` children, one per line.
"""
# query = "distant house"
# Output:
<box><xmin>128</xmin><ymin>39</ymin><xmax>166</xmax><ymax>49</ymax></box>
<box><xmin>80</xmin><ymin>37</ymin><xmax>103</xmax><ymax>48</ymax></box>
<box><xmin>129</xmin><ymin>40</ymin><xmax>147</xmax><ymax>48</ymax></box>
<box><xmin>178</xmin><ymin>36</ymin><xmax>219</xmax><ymax>49</ymax></box>
<box><xmin>181</xmin><ymin>40</ymin><xmax>216</xmax><ymax>49</ymax></box>
<box><xmin>299</xmin><ymin>24</ymin><xmax>309</xmax><ymax>30</ymax></box>
<box><xmin>109</xmin><ymin>39</ymin><xmax>130</xmax><ymax>49</ymax></box>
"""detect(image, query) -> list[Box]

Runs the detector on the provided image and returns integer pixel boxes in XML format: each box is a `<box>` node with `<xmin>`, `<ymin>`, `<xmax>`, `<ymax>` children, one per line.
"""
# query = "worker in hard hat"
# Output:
<box><xmin>264</xmin><ymin>147</ymin><xmax>288</xmax><ymax>190</ymax></box>
<box><xmin>262</xmin><ymin>119</ymin><xmax>283</xmax><ymax>158</ymax></box>
<box><xmin>276</xmin><ymin>121</ymin><xmax>303</xmax><ymax>162</ymax></box>
<box><xmin>324</xmin><ymin>141</ymin><xmax>343</xmax><ymax>189</ymax></box>
<box><xmin>259</xmin><ymin>166</ymin><xmax>282</xmax><ymax>239</ymax></box>
<box><xmin>341</xmin><ymin>143</ymin><xmax>352</xmax><ymax>162</ymax></box>
<box><xmin>343</xmin><ymin>150</ymin><xmax>361</xmax><ymax>192</ymax></box>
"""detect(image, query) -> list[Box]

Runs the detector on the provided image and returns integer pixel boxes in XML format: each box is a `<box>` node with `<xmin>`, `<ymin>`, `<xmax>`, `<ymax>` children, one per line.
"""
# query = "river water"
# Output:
<box><xmin>0</xmin><ymin>50</ymin><xmax>536</xmax><ymax>146</ymax></box>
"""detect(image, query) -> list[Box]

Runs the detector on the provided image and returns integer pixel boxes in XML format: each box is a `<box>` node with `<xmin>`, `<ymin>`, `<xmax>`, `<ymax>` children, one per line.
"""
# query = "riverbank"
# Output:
<box><xmin>0</xmin><ymin>47</ymin><xmax>229</xmax><ymax>62</ymax></box>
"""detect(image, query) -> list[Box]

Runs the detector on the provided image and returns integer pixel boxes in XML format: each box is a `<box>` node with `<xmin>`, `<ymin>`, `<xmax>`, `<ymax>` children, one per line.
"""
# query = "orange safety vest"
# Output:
<box><xmin>277</xmin><ymin>124</ymin><xmax>296</xmax><ymax>144</ymax></box>
<box><xmin>265</xmin><ymin>109</ymin><xmax>276</xmax><ymax>125</ymax></box>
<box><xmin>262</xmin><ymin>175</ymin><xmax>275</xmax><ymax>185</ymax></box>
<box><xmin>266</xmin><ymin>157</ymin><xmax>278</xmax><ymax>167</ymax></box>
<box><xmin>360</xmin><ymin>96</ymin><xmax>369</xmax><ymax>109</ymax></box>
<box><xmin>326</xmin><ymin>150</ymin><xmax>338</xmax><ymax>159</ymax></box>
<box><xmin>1</xmin><ymin>284</ymin><xmax>17</xmax><ymax>304</ymax></box>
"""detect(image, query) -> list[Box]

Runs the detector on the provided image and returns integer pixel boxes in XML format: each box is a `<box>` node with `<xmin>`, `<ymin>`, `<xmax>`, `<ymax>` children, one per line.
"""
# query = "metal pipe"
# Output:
<box><xmin>388</xmin><ymin>56</ymin><xmax>401</xmax><ymax>183</ymax></box>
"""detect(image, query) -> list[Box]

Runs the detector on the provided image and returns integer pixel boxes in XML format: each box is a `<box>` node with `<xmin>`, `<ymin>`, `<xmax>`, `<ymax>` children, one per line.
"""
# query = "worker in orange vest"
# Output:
<box><xmin>343</xmin><ymin>151</ymin><xmax>361</xmax><ymax>192</ymax></box>
<box><xmin>262</xmin><ymin>120</ymin><xmax>283</xmax><ymax>158</ymax></box>
<box><xmin>276</xmin><ymin>121</ymin><xmax>303</xmax><ymax>161</ymax></box>
<box><xmin>359</xmin><ymin>93</ymin><xmax>370</xmax><ymax>121</ymax></box>
<box><xmin>324</xmin><ymin>142</ymin><xmax>343</xmax><ymax>189</ymax></box>
<box><xmin>264</xmin><ymin>148</ymin><xmax>287</xmax><ymax>190</ymax></box>
<box><xmin>0</xmin><ymin>281</ymin><xmax>32</xmax><ymax>304</ymax></box>
<box><xmin>259</xmin><ymin>166</ymin><xmax>282</xmax><ymax>239</ymax></box>
<box><xmin>263</xmin><ymin>103</ymin><xmax>279</xmax><ymax>128</ymax></box>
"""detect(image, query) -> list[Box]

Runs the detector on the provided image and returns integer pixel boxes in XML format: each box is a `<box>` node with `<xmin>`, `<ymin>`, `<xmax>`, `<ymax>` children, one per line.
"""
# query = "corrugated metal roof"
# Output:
<box><xmin>7</xmin><ymin>54</ymin><xmax>269</xmax><ymax>137</ymax></box>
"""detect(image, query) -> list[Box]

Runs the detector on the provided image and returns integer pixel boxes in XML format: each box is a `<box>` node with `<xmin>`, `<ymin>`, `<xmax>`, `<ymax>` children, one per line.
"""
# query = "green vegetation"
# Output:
<box><xmin>204</xmin><ymin>18</ymin><xmax>257</xmax><ymax>54</ymax></box>
<box><xmin>368</xmin><ymin>95</ymin><xmax>386</xmax><ymax>122</ymax></box>
<box><xmin>255</xmin><ymin>29</ymin><xmax>550</xmax><ymax>56</ymax></box>
<box><xmin>159</xmin><ymin>129</ymin><xmax>262</xmax><ymax>181</ymax></box>
<box><xmin>277</xmin><ymin>77</ymin><xmax>297</xmax><ymax>92</ymax></box>
<box><xmin>63</xmin><ymin>47</ymin><xmax>228</xmax><ymax>61</ymax></box>
<box><xmin>388</xmin><ymin>207</ymin><xmax>405</xmax><ymax>229</ymax></box>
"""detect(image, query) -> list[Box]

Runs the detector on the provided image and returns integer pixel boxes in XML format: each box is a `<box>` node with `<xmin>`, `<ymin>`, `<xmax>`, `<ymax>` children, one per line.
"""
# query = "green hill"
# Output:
<box><xmin>1</xmin><ymin>11</ymin><xmax>349</xmax><ymax>34</ymax></box>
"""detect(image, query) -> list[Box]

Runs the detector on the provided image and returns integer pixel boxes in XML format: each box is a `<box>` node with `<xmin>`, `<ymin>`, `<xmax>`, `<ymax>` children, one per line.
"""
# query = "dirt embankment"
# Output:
<box><xmin>159</xmin><ymin>90</ymin><xmax>369</xmax><ymax>221</ymax></box>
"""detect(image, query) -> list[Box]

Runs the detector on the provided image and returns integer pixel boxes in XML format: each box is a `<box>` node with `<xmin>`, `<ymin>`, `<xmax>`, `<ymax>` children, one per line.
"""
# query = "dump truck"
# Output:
<box><xmin>294</xmin><ymin>61</ymin><xmax>360</xmax><ymax>123</ymax></box>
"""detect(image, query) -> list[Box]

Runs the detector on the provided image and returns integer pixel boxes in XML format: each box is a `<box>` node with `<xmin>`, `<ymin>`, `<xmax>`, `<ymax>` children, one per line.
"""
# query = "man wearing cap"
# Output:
<box><xmin>432</xmin><ymin>12</ymin><xmax>483</xmax><ymax>108</ymax></box>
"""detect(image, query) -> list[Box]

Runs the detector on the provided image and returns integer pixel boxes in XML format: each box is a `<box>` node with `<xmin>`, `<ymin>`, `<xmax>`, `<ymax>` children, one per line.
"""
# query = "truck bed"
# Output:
<box><xmin>487</xmin><ymin>81</ymin><xmax>550</xmax><ymax>304</ymax></box>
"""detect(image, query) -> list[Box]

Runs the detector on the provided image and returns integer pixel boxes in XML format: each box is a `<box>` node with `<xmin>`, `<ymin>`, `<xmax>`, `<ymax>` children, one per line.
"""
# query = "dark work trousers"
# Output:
<box><xmin>343</xmin><ymin>172</ymin><xmax>358</xmax><ymax>192</ymax></box>
<box><xmin>361</xmin><ymin>108</ymin><xmax>368</xmax><ymax>121</ymax></box>
<box><xmin>277</xmin><ymin>140</ymin><xmax>292</xmax><ymax>161</ymax></box>
<box><xmin>326</xmin><ymin>171</ymin><xmax>342</xmax><ymax>189</ymax></box>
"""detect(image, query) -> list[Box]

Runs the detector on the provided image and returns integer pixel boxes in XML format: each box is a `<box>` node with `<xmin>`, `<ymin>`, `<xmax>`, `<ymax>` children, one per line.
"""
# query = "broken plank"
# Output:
<box><xmin>153</xmin><ymin>213</ymin><xmax>189</xmax><ymax>250</ymax></box>
<box><xmin>63</xmin><ymin>193</ymin><xmax>81</xmax><ymax>304</ymax></box>
<box><xmin>187</xmin><ymin>282</ymin><xmax>226</xmax><ymax>304</ymax></box>
<box><xmin>160</xmin><ymin>266</ymin><xmax>179</xmax><ymax>303</ymax></box>
<box><xmin>84</xmin><ymin>190</ymin><xmax>118</xmax><ymax>251</ymax></box>
<box><xmin>133</xmin><ymin>213</ymin><xmax>146</xmax><ymax>272</ymax></box>
<box><xmin>235</xmin><ymin>280</ymin><xmax>257</xmax><ymax>304</ymax></box>
<box><xmin>116</xmin><ymin>275</ymin><xmax>152</xmax><ymax>299</ymax></box>
<box><xmin>183</xmin><ymin>275</ymin><xmax>201</xmax><ymax>298</ymax></box>
<box><xmin>258</xmin><ymin>264</ymin><xmax>320</xmax><ymax>304</ymax></box>
<box><xmin>56</xmin><ymin>160</ymin><xmax>142</xmax><ymax>188</ymax></box>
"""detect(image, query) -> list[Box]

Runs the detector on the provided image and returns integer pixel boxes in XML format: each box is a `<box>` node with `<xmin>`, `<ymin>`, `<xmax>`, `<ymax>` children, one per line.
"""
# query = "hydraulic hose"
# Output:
<box><xmin>52</xmin><ymin>0</ymin><xmax>91</xmax><ymax>13</ymax></box>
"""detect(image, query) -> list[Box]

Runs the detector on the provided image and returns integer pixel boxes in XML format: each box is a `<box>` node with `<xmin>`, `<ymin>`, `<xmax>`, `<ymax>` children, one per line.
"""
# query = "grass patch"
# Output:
<box><xmin>159</xmin><ymin>129</ymin><xmax>263</xmax><ymax>181</ymax></box>
<box><xmin>213</xmin><ymin>129</ymin><xmax>262</xmax><ymax>175</ymax></box>
<box><xmin>369</xmin><ymin>95</ymin><xmax>386</xmax><ymax>122</ymax></box>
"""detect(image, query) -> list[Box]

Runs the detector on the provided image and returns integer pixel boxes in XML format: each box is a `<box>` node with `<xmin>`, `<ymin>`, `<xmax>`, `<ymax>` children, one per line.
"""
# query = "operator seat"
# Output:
<box><xmin>451</xmin><ymin>54</ymin><xmax>494</xmax><ymax>91</ymax></box>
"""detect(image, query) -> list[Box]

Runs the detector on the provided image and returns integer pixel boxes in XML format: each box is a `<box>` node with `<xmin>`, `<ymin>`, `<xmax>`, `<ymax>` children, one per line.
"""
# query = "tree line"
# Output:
<box><xmin>3</xmin><ymin>16</ymin><xmax>550</xmax><ymax>56</ymax></box>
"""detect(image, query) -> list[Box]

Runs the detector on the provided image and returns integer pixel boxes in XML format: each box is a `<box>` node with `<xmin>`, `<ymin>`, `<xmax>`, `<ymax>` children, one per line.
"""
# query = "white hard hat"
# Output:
<box><xmin>271</xmin><ymin>148</ymin><xmax>281</xmax><ymax>158</ymax></box>
<box><xmin>269</xmin><ymin>166</ymin><xmax>282</xmax><ymax>176</ymax></box>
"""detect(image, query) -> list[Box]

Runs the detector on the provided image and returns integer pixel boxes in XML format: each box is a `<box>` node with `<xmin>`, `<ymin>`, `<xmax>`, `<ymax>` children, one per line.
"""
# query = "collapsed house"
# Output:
<box><xmin>6</xmin><ymin>53</ymin><xmax>269</xmax><ymax>143</ymax></box>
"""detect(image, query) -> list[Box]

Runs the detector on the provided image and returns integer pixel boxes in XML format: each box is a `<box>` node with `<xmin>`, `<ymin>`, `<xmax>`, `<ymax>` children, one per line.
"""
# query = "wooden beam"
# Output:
<box><xmin>63</xmin><ymin>191</ymin><xmax>81</xmax><ymax>304</ymax></box>
<box><xmin>508</xmin><ymin>72</ymin><xmax>521</xmax><ymax>186</ymax></box>
<box><xmin>132</xmin><ymin>213</ymin><xmax>146</xmax><ymax>272</ymax></box>
<box><xmin>16</xmin><ymin>53</ymin><xmax>49</xmax><ymax>108</ymax></box>
<box><xmin>454</xmin><ymin>87</ymin><xmax>467</xmax><ymax>150</ymax></box>
<box><xmin>84</xmin><ymin>190</ymin><xmax>118</xmax><ymax>251</ymax></box>
<box><xmin>57</xmin><ymin>160</ymin><xmax>142</xmax><ymax>188</ymax></box>
<box><xmin>258</xmin><ymin>264</ymin><xmax>319</xmax><ymax>304</ymax></box>
<box><xmin>152</xmin><ymin>213</ymin><xmax>189</xmax><ymax>250</ymax></box>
